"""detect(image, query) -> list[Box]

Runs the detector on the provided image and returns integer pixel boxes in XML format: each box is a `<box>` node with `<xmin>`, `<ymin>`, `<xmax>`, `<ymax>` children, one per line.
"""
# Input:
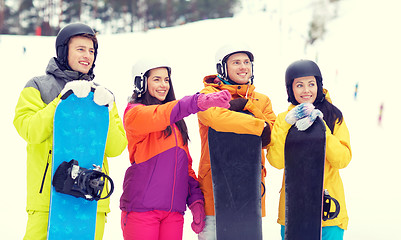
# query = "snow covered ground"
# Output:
<box><xmin>1</xmin><ymin>0</ymin><xmax>400</xmax><ymax>239</ymax></box>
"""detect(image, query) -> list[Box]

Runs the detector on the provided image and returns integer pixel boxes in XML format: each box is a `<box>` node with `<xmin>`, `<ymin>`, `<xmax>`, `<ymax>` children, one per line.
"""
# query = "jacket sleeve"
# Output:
<box><xmin>186</xmin><ymin>154</ymin><xmax>204</xmax><ymax>206</ymax></box>
<box><xmin>13</xmin><ymin>87</ymin><xmax>60</xmax><ymax>144</ymax></box>
<box><xmin>104</xmin><ymin>102</ymin><xmax>127</xmax><ymax>158</ymax></box>
<box><xmin>124</xmin><ymin>94</ymin><xmax>201</xmax><ymax>135</ymax></box>
<box><xmin>325</xmin><ymin>119</ymin><xmax>352</xmax><ymax>169</ymax></box>
<box><xmin>198</xmin><ymin>107</ymin><xmax>265</xmax><ymax>135</ymax></box>
<box><xmin>266</xmin><ymin>112</ymin><xmax>292</xmax><ymax>169</ymax></box>
<box><xmin>197</xmin><ymin>88</ymin><xmax>265</xmax><ymax>136</ymax></box>
<box><xmin>244</xmin><ymin>95</ymin><xmax>276</xmax><ymax>129</ymax></box>
<box><xmin>170</xmin><ymin>94</ymin><xmax>202</xmax><ymax>123</ymax></box>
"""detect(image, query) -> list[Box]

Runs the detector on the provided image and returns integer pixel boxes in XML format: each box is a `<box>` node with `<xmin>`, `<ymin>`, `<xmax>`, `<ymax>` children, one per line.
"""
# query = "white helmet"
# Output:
<box><xmin>132</xmin><ymin>57</ymin><xmax>171</xmax><ymax>98</ymax></box>
<box><xmin>215</xmin><ymin>42</ymin><xmax>254</xmax><ymax>82</ymax></box>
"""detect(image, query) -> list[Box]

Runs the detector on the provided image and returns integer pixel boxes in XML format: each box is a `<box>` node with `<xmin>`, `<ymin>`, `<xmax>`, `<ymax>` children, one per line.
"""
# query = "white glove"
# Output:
<box><xmin>294</xmin><ymin>109</ymin><xmax>324</xmax><ymax>131</ymax></box>
<box><xmin>285</xmin><ymin>103</ymin><xmax>315</xmax><ymax>125</ymax></box>
<box><xmin>60</xmin><ymin>80</ymin><xmax>93</xmax><ymax>99</ymax></box>
<box><xmin>93</xmin><ymin>85</ymin><xmax>114</xmax><ymax>111</ymax></box>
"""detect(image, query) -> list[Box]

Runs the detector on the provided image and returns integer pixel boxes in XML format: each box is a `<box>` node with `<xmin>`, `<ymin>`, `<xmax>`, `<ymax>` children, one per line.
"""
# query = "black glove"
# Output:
<box><xmin>261</xmin><ymin>123</ymin><xmax>271</xmax><ymax>147</ymax></box>
<box><xmin>228</xmin><ymin>98</ymin><xmax>248</xmax><ymax>112</ymax></box>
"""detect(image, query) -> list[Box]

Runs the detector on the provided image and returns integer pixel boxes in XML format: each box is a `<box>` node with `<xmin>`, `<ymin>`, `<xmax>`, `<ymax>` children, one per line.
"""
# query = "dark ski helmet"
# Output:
<box><xmin>55</xmin><ymin>23</ymin><xmax>98</xmax><ymax>72</ymax></box>
<box><xmin>285</xmin><ymin>59</ymin><xmax>325</xmax><ymax>105</ymax></box>
<box><xmin>215</xmin><ymin>43</ymin><xmax>254</xmax><ymax>84</ymax></box>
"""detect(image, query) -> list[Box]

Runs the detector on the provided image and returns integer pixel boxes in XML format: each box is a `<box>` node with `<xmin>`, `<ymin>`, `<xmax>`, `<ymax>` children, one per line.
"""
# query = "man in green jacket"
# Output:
<box><xmin>13</xmin><ymin>23</ymin><xmax>127</xmax><ymax>240</ymax></box>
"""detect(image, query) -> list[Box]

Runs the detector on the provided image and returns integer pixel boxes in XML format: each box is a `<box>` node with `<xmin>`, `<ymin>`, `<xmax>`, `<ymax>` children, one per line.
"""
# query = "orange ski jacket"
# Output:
<box><xmin>197</xmin><ymin>75</ymin><xmax>276</xmax><ymax>216</ymax></box>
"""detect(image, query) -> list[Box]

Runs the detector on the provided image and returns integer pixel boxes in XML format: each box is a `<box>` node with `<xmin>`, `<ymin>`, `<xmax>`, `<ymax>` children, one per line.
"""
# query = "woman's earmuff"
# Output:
<box><xmin>134</xmin><ymin>76</ymin><xmax>147</xmax><ymax>97</ymax></box>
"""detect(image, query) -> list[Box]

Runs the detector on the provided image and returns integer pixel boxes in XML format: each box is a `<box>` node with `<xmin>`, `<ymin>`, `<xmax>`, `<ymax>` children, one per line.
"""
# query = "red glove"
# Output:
<box><xmin>197</xmin><ymin>90</ymin><xmax>231</xmax><ymax>111</ymax></box>
<box><xmin>189</xmin><ymin>200</ymin><xmax>206</xmax><ymax>234</ymax></box>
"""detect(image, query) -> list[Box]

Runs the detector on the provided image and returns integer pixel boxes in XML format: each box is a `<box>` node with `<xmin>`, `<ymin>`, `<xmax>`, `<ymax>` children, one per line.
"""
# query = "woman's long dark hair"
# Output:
<box><xmin>130</xmin><ymin>68</ymin><xmax>190</xmax><ymax>145</ymax></box>
<box><xmin>315</xmin><ymin>99</ymin><xmax>343</xmax><ymax>134</ymax></box>
<box><xmin>313</xmin><ymin>79</ymin><xmax>343</xmax><ymax>133</ymax></box>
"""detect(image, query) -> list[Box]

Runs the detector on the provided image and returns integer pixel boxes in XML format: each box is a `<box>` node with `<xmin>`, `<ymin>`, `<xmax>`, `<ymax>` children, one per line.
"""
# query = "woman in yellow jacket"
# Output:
<box><xmin>267</xmin><ymin>59</ymin><xmax>352</xmax><ymax>240</ymax></box>
<box><xmin>197</xmin><ymin>43</ymin><xmax>276</xmax><ymax>240</ymax></box>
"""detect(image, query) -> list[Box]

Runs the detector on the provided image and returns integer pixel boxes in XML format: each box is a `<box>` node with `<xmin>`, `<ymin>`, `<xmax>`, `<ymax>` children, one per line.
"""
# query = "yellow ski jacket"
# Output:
<box><xmin>266</xmin><ymin>90</ymin><xmax>352</xmax><ymax>229</ymax></box>
<box><xmin>13</xmin><ymin>58</ymin><xmax>127</xmax><ymax>213</ymax></box>
<box><xmin>197</xmin><ymin>75</ymin><xmax>276</xmax><ymax>217</ymax></box>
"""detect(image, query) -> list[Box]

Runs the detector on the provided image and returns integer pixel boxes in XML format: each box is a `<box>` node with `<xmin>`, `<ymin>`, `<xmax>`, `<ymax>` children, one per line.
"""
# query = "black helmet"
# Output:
<box><xmin>285</xmin><ymin>59</ymin><xmax>325</xmax><ymax>105</ymax></box>
<box><xmin>55</xmin><ymin>23</ymin><xmax>98</xmax><ymax>71</ymax></box>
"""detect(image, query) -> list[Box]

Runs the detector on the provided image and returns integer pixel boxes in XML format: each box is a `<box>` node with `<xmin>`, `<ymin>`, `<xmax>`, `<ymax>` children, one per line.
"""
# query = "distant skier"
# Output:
<box><xmin>120</xmin><ymin>57</ymin><xmax>231</xmax><ymax>240</ymax></box>
<box><xmin>267</xmin><ymin>60</ymin><xmax>352</xmax><ymax>240</ymax></box>
<box><xmin>196</xmin><ymin>42</ymin><xmax>276</xmax><ymax>240</ymax></box>
<box><xmin>13</xmin><ymin>23</ymin><xmax>127</xmax><ymax>240</ymax></box>
<box><xmin>378</xmin><ymin>102</ymin><xmax>384</xmax><ymax>126</ymax></box>
<box><xmin>354</xmin><ymin>82</ymin><xmax>359</xmax><ymax>100</ymax></box>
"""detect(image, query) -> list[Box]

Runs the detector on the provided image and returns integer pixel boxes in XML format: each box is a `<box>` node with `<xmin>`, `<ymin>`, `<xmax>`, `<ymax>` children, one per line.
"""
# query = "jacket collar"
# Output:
<box><xmin>203</xmin><ymin>75</ymin><xmax>255</xmax><ymax>98</ymax></box>
<box><xmin>46</xmin><ymin>57</ymin><xmax>94</xmax><ymax>83</ymax></box>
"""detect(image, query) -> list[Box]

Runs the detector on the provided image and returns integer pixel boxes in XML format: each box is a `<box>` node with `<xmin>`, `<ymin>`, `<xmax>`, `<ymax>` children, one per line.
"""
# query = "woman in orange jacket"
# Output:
<box><xmin>197</xmin><ymin>43</ymin><xmax>276</xmax><ymax>240</ymax></box>
<box><xmin>267</xmin><ymin>59</ymin><xmax>352</xmax><ymax>240</ymax></box>
<box><xmin>120</xmin><ymin>57</ymin><xmax>231</xmax><ymax>240</ymax></box>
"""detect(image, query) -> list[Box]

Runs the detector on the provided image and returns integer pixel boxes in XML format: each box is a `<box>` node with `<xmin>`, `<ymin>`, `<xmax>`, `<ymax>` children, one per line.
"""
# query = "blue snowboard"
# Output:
<box><xmin>284</xmin><ymin>118</ymin><xmax>326</xmax><ymax>240</ymax></box>
<box><xmin>47</xmin><ymin>91</ymin><xmax>109</xmax><ymax>240</ymax></box>
<box><xmin>208</xmin><ymin>128</ymin><xmax>263</xmax><ymax>240</ymax></box>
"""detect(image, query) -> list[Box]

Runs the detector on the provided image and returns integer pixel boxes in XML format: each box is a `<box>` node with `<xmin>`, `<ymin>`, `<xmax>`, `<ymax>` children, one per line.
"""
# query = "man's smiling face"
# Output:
<box><xmin>67</xmin><ymin>36</ymin><xmax>95</xmax><ymax>74</ymax></box>
<box><xmin>226</xmin><ymin>52</ymin><xmax>252</xmax><ymax>84</ymax></box>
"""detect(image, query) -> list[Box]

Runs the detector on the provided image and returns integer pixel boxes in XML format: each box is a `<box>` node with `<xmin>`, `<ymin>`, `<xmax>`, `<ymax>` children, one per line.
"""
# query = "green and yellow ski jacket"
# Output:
<box><xmin>13</xmin><ymin>58</ymin><xmax>127</xmax><ymax>213</ymax></box>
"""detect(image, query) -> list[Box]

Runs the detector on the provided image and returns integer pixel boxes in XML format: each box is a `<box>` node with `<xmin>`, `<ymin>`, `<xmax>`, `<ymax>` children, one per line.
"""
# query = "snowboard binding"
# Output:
<box><xmin>322</xmin><ymin>189</ymin><xmax>340</xmax><ymax>221</ymax></box>
<box><xmin>52</xmin><ymin>159</ymin><xmax>114</xmax><ymax>201</ymax></box>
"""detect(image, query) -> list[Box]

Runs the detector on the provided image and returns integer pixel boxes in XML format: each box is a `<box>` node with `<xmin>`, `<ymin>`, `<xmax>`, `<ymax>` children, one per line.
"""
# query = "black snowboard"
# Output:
<box><xmin>284</xmin><ymin>118</ymin><xmax>326</xmax><ymax>240</ymax></box>
<box><xmin>208</xmin><ymin>128</ymin><xmax>263</xmax><ymax>240</ymax></box>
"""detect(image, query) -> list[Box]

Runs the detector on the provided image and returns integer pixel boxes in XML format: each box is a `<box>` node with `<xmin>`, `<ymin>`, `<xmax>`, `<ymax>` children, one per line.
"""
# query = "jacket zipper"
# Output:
<box><xmin>169</xmin><ymin>125</ymin><xmax>179</xmax><ymax>212</ymax></box>
<box><xmin>102</xmin><ymin>162</ymin><xmax>109</xmax><ymax>197</ymax></box>
<box><xmin>39</xmin><ymin>150</ymin><xmax>52</xmax><ymax>194</ymax></box>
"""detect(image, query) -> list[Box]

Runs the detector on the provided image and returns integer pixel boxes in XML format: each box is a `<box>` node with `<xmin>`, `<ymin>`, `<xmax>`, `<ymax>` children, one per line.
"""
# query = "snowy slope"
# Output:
<box><xmin>1</xmin><ymin>0</ymin><xmax>400</xmax><ymax>239</ymax></box>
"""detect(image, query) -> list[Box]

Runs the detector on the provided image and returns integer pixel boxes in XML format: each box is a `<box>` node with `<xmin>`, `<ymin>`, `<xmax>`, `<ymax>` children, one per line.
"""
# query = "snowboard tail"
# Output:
<box><xmin>284</xmin><ymin>118</ymin><xmax>326</xmax><ymax>240</ymax></box>
<box><xmin>47</xmin><ymin>92</ymin><xmax>109</xmax><ymax>240</ymax></box>
<box><xmin>208</xmin><ymin>128</ymin><xmax>263</xmax><ymax>240</ymax></box>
